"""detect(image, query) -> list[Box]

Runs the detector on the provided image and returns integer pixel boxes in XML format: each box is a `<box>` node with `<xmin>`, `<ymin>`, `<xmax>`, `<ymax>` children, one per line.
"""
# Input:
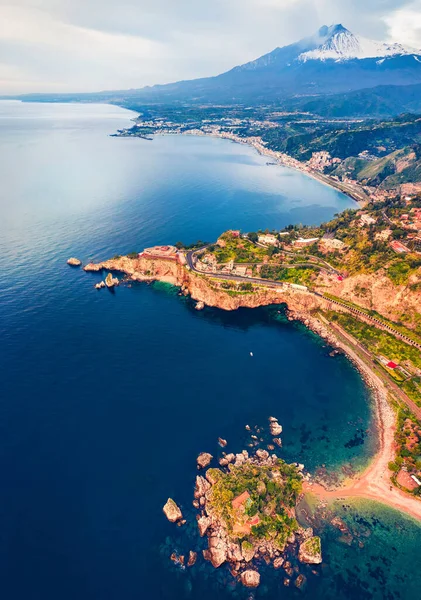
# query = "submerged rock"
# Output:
<box><xmin>298</xmin><ymin>536</ymin><xmax>322</xmax><ymax>564</ymax></box>
<box><xmin>163</xmin><ymin>498</ymin><xmax>183</xmax><ymax>523</ymax></box>
<box><xmin>295</xmin><ymin>574</ymin><xmax>307</xmax><ymax>589</ymax></box>
<box><xmin>197</xmin><ymin>452</ymin><xmax>213</xmax><ymax>469</ymax></box>
<box><xmin>67</xmin><ymin>257</ymin><xmax>81</xmax><ymax>267</ymax></box>
<box><xmin>240</xmin><ymin>570</ymin><xmax>260</xmax><ymax>588</ymax></box>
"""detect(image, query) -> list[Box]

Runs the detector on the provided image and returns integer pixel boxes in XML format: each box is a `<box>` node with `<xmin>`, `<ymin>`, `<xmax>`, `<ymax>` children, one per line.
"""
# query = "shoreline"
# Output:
<box><xmin>82</xmin><ymin>249</ymin><xmax>421</xmax><ymax>521</ymax></box>
<box><xmin>293</xmin><ymin>311</ymin><xmax>421</xmax><ymax>522</ymax></box>
<box><xmin>148</xmin><ymin>129</ymin><xmax>370</xmax><ymax>206</ymax></box>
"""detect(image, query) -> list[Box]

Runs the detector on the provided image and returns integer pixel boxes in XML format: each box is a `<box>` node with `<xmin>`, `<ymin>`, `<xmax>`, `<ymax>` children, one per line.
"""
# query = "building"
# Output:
<box><xmin>232</xmin><ymin>491</ymin><xmax>251</xmax><ymax>511</ymax></box>
<box><xmin>258</xmin><ymin>234</ymin><xmax>278</xmax><ymax>246</ymax></box>
<box><xmin>375</xmin><ymin>229</ymin><xmax>392</xmax><ymax>241</ymax></box>
<box><xmin>293</xmin><ymin>237</ymin><xmax>319</xmax><ymax>247</ymax></box>
<box><xmin>359</xmin><ymin>213</ymin><xmax>376</xmax><ymax>227</ymax></box>
<box><xmin>234</xmin><ymin>266</ymin><xmax>248</xmax><ymax>277</ymax></box>
<box><xmin>390</xmin><ymin>240</ymin><xmax>409</xmax><ymax>254</ymax></box>
<box><xmin>141</xmin><ymin>245</ymin><xmax>179</xmax><ymax>260</ymax></box>
<box><xmin>320</xmin><ymin>238</ymin><xmax>345</xmax><ymax>250</ymax></box>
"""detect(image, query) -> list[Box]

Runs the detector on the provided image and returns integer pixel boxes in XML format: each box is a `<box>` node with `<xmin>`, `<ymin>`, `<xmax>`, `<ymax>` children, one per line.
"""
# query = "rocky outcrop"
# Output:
<box><xmin>163</xmin><ymin>498</ymin><xmax>182</xmax><ymax>523</ymax></box>
<box><xmin>298</xmin><ymin>536</ymin><xmax>322</xmax><ymax>565</ymax></box>
<box><xmin>269</xmin><ymin>417</ymin><xmax>282</xmax><ymax>436</ymax></box>
<box><xmin>218</xmin><ymin>437</ymin><xmax>227</xmax><ymax>448</ymax></box>
<box><xmin>256</xmin><ymin>449</ymin><xmax>269</xmax><ymax>461</ymax></box>
<box><xmin>241</xmin><ymin>541</ymin><xmax>255</xmax><ymax>562</ymax></box>
<box><xmin>195</xmin><ymin>301</ymin><xmax>205</xmax><ymax>310</ymax></box>
<box><xmin>187</xmin><ymin>551</ymin><xmax>197</xmax><ymax>567</ymax></box>
<box><xmin>206</xmin><ymin>469</ymin><xmax>221</xmax><ymax>485</ymax></box>
<box><xmin>204</xmin><ymin>533</ymin><xmax>228</xmax><ymax>568</ymax></box>
<box><xmin>67</xmin><ymin>257</ymin><xmax>81</xmax><ymax>267</ymax></box>
<box><xmin>240</xmin><ymin>570</ymin><xmax>260</xmax><ymax>588</ymax></box>
<box><xmin>197</xmin><ymin>516</ymin><xmax>211</xmax><ymax>537</ymax></box>
<box><xmin>95</xmin><ymin>281</ymin><xmax>106</xmax><ymax>289</ymax></box>
<box><xmin>194</xmin><ymin>475</ymin><xmax>211</xmax><ymax>499</ymax></box>
<box><xmin>197</xmin><ymin>452</ymin><xmax>213</xmax><ymax>469</ymax></box>
<box><xmin>105</xmin><ymin>273</ymin><xmax>119</xmax><ymax>288</ymax></box>
<box><xmin>219</xmin><ymin>453</ymin><xmax>235</xmax><ymax>466</ymax></box>
<box><xmin>273</xmin><ymin>557</ymin><xmax>284</xmax><ymax>569</ymax></box>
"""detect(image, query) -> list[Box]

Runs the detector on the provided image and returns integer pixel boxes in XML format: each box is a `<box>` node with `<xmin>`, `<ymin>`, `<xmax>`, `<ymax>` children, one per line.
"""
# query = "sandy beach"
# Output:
<box><xmin>303</xmin><ymin>322</ymin><xmax>421</xmax><ymax>522</ymax></box>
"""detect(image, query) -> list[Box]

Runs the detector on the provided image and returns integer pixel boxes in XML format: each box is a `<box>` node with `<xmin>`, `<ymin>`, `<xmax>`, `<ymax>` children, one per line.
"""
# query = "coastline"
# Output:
<box><xmin>160</xmin><ymin>129</ymin><xmax>370</xmax><ymax>206</ymax></box>
<box><xmin>82</xmin><ymin>248</ymin><xmax>421</xmax><ymax>522</ymax></box>
<box><xmin>293</xmin><ymin>311</ymin><xmax>421</xmax><ymax>522</ymax></box>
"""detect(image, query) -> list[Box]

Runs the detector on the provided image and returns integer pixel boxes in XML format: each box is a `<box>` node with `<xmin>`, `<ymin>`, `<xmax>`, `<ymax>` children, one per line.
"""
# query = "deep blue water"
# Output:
<box><xmin>1</xmin><ymin>101</ymin><xmax>420</xmax><ymax>600</ymax></box>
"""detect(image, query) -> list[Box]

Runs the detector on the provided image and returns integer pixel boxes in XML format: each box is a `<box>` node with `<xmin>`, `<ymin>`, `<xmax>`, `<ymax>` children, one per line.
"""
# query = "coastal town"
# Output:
<box><xmin>116</xmin><ymin>112</ymin><xmax>407</xmax><ymax>206</ymax></box>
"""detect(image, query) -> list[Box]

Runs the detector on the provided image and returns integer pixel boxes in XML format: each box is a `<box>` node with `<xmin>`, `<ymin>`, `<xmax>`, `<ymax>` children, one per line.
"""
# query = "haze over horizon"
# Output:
<box><xmin>1</xmin><ymin>0</ymin><xmax>421</xmax><ymax>95</ymax></box>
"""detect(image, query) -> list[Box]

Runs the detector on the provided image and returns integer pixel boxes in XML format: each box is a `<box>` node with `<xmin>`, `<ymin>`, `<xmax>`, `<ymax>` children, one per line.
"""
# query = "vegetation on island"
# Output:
<box><xmin>206</xmin><ymin>460</ymin><xmax>302</xmax><ymax>548</ymax></box>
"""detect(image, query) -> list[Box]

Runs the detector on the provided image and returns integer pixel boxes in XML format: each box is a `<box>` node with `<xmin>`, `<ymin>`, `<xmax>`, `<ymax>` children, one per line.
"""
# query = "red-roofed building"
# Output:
<box><xmin>387</xmin><ymin>361</ymin><xmax>398</xmax><ymax>369</ymax></box>
<box><xmin>390</xmin><ymin>241</ymin><xmax>409</xmax><ymax>254</ymax></box>
<box><xmin>232</xmin><ymin>491</ymin><xmax>250</xmax><ymax>510</ymax></box>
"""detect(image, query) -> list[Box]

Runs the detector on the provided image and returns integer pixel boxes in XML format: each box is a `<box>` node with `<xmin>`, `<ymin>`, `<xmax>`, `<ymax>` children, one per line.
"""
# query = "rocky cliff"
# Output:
<box><xmin>83</xmin><ymin>253</ymin><xmax>421</xmax><ymax>330</ymax></box>
<box><xmin>324</xmin><ymin>270</ymin><xmax>421</xmax><ymax>326</ymax></box>
<box><xmin>84</xmin><ymin>255</ymin><xmax>330</xmax><ymax>314</ymax></box>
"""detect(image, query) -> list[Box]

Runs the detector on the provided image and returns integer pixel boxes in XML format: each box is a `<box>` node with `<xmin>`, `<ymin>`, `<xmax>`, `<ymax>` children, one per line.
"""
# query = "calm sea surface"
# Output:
<box><xmin>0</xmin><ymin>101</ymin><xmax>420</xmax><ymax>600</ymax></box>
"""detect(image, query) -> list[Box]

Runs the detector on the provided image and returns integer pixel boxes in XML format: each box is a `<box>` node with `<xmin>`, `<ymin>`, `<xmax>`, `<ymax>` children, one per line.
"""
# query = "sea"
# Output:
<box><xmin>0</xmin><ymin>100</ymin><xmax>420</xmax><ymax>600</ymax></box>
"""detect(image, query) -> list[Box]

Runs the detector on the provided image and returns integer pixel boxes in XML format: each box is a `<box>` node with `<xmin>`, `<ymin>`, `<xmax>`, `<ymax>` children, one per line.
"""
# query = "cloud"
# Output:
<box><xmin>383</xmin><ymin>1</ymin><xmax>421</xmax><ymax>48</ymax></box>
<box><xmin>0</xmin><ymin>0</ymin><xmax>419</xmax><ymax>93</ymax></box>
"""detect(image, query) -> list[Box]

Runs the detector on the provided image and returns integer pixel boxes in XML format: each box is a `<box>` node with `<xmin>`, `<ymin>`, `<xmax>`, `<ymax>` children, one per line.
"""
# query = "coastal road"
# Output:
<box><xmin>186</xmin><ymin>248</ymin><xmax>302</xmax><ymax>289</ymax></box>
<box><xmin>326</xmin><ymin>319</ymin><xmax>421</xmax><ymax>420</ymax></box>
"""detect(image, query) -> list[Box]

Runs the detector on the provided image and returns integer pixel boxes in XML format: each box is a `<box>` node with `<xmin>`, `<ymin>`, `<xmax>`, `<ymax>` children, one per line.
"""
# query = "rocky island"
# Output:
<box><xmin>163</xmin><ymin>418</ymin><xmax>322</xmax><ymax>589</ymax></box>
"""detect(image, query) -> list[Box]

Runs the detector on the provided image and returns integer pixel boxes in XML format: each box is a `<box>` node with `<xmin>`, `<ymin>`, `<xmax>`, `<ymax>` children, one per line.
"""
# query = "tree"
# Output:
<box><xmin>248</xmin><ymin>232</ymin><xmax>258</xmax><ymax>242</ymax></box>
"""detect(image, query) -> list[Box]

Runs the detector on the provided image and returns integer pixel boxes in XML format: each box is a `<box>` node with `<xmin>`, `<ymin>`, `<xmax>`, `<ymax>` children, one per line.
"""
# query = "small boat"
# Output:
<box><xmin>250</xmin><ymin>352</ymin><xmax>253</xmax><ymax>357</ymax></box>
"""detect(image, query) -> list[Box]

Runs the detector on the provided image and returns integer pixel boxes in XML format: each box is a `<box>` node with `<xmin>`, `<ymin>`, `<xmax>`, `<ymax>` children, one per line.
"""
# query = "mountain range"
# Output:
<box><xmin>14</xmin><ymin>24</ymin><xmax>421</xmax><ymax>116</ymax></box>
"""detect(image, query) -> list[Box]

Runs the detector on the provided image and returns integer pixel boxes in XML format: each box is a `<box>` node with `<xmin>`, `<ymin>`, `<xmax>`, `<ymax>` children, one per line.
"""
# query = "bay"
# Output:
<box><xmin>0</xmin><ymin>101</ymin><xmax>420</xmax><ymax>600</ymax></box>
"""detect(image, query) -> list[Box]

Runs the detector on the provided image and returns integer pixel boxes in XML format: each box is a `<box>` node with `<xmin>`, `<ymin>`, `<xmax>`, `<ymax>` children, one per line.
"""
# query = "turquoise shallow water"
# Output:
<box><xmin>0</xmin><ymin>101</ymin><xmax>420</xmax><ymax>599</ymax></box>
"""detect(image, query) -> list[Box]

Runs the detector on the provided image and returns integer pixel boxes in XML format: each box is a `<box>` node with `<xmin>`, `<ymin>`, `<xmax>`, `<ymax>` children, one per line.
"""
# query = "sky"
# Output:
<box><xmin>0</xmin><ymin>0</ymin><xmax>420</xmax><ymax>94</ymax></box>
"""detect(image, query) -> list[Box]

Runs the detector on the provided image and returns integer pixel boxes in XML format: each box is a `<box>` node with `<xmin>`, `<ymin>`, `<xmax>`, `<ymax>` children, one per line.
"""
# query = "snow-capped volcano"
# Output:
<box><xmin>299</xmin><ymin>24</ymin><xmax>419</xmax><ymax>62</ymax></box>
<box><xmin>96</xmin><ymin>23</ymin><xmax>421</xmax><ymax>106</ymax></box>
